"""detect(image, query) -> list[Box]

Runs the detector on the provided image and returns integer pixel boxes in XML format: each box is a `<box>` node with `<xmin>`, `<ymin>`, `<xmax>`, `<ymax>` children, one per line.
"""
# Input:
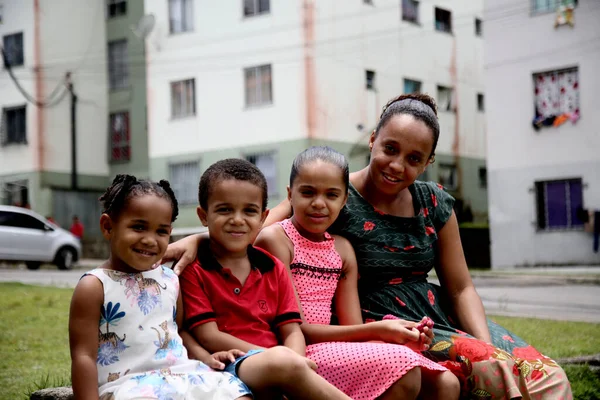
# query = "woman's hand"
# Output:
<box><xmin>373</xmin><ymin>316</ymin><xmax>434</xmax><ymax>351</ymax></box>
<box><xmin>161</xmin><ymin>234</ymin><xmax>204</xmax><ymax>275</ymax></box>
<box><xmin>205</xmin><ymin>349</ymin><xmax>246</xmax><ymax>370</ymax></box>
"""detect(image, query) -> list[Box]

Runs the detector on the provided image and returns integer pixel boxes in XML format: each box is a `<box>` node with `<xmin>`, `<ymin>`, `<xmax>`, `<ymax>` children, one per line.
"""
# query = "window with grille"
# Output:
<box><xmin>437</xmin><ymin>85</ymin><xmax>454</xmax><ymax>112</ymax></box>
<box><xmin>171</xmin><ymin>79</ymin><xmax>196</xmax><ymax>118</ymax></box>
<box><xmin>365</xmin><ymin>70</ymin><xmax>376</xmax><ymax>90</ymax></box>
<box><xmin>245</xmin><ymin>152</ymin><xmax>277</xmax><ymax>197</ymax></box>
<box><xmin>1</xmin><ymin>106</ymin><xmax>27</xmax><ymax>146</ymax></box>
<box><xmin>107</xmin><ymin>0</ymin><xmax>127</xmax><ymax>18</ymax></box>
<box><xmin>434</xmin><ymin>7</ymin><xmax>452</xmax><ymax>33</ymax></box>
<box><xmin>533</xmin><ymin>67</ymin><xmax>579</xmax><ymax>120</ymax></box>
<box><xmin>244</xmin><ymin>0</ymin><xmax>270</xmax><ymax>17</ymax></box>
<box><xmin>244</xmin><ymin>65</ymin><xmax>272</xmax><ymax>107</ymax></box>
<box><xmin>169</xmin><ymin>161</ymin><xmax>200</xmax><ymax>205</ymax></box>
<box><xmin>402</xmin><ymin>0</ymin><xmax>419</xmax><ymax>23</ymax></box>
<box><xmin>108</xmin><ymin>40</ymin><xmax>129</xmax><ymax>90</ymax></box>
<box><xmin>535</xmin><ymin>178</ymin><xmax>583</xmax><ymax>231</ymax></box>
<box><xmin>438</xmin><ymin>163</ymin><xmax>457</xmax><ymax>190</ymax></box>
<box><xmin>403</xmin><ymin>78</ymin><xmax>422</xmax><ymax>94</ymax></box>
<box><xmin>2</xmin><ymin>32</ymin><xmax>24</xmax><ymax>67</ymax></box>
<box><xmin>109</xmin><ymin>112</ymin><xmax>130</xmax><ymax>163</ymax></box>
<box><xmin>531</xmin><ymin>0</ymin><xmax>577</xmax><ymax>14</ymax></box>
<box><xmin>169</xmin><ymin>0</ymin><xmax>194</xmax><ymax>33</ymax></box>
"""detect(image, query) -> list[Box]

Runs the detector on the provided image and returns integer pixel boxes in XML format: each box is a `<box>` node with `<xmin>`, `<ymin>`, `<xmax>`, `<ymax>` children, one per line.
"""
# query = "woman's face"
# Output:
<box><xmin>368</xmin><ymin>113</ymin><xmax>434</xmax><ymax>196</ymax></box>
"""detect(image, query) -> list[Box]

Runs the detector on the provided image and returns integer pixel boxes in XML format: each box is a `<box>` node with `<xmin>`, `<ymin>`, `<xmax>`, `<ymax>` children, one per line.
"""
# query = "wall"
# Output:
<box><xmin>107</xmin><ymin>0</ymin><xmax>150</xmax><ymax>179</ymax></box>
<box><xmin>485</xmin><ymin>0</ymin><xmax>600</xmax><ymax>267</ymax></box>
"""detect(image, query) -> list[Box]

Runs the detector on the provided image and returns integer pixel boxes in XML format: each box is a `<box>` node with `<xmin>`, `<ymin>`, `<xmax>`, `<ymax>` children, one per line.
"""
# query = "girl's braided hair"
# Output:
<box><xmin>99</xmin><ymin>174</ymin><xmax>179</xmax><ymax>222</ymax></box>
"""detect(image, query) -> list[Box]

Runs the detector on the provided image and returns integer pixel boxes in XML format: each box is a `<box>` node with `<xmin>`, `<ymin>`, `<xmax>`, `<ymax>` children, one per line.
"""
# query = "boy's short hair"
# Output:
<box><xmin>198</xmin><ymin>158</ymin><xmax>268</xmax><ymax>211</ymax></box>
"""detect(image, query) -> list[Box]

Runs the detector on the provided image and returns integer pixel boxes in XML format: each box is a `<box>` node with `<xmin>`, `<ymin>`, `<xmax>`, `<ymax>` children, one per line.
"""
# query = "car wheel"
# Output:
<box><xmin>26</xmin><ymin>261</ymin><xmax>42</xmax><ymax>270</ymax></box>
<box><xmin>55</xmin><ymin>247</ymin><xmax>76</xmax><ymax>270</ymax></box>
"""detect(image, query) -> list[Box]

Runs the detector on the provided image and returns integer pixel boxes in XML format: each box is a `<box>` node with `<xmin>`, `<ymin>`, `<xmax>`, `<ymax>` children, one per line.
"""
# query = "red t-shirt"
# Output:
<box><xmin>180</xmin><ymin>243</ymin><xmax>302</xmax><ymax>348</ymax></box>
<box><xmin>70</xmin><ymin>222</ymin><xmax>84</xmax><ymax>238</ymax></box>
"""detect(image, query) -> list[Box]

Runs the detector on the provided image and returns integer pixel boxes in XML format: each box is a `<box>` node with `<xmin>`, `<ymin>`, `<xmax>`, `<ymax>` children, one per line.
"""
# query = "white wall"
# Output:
<box><xmin>0</xmin><ymin>0</ymin><xmax>108</xmax><ymax>177</ymax></box>
<box><xmin>145</xmin><ymin>0</ymin><xmax>308</xmax><ymax>158</ymax></box>
<box><xmin>311</xmin><ymin>0</ymin><xmax>485</xmax><ymax>158</ymax></box>
<box><xmin>0</xmin><ymin>0</ymin><xmax>36</xmax><ymax>175</ymax></box>
<box><xmin>485</xmin><ymin>0</ymin><xmax>600</xmax><ymax>267</ymax></box>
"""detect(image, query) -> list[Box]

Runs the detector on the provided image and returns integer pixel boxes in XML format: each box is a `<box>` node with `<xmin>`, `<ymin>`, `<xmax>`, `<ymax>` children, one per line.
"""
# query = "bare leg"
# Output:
<box><xmin>418</xmin><ymin>369</ymin><xmax>460</xmax><ymax>400</ymax></box>
<box><xmin>378</xmin><ymin>367</ymin><xmax>421</xmax><ymax>400</ymax></box>
<box><xmin>237</xmin><ymin>346</ymin><xmax>351</xmax><ymax>400</ymax></box>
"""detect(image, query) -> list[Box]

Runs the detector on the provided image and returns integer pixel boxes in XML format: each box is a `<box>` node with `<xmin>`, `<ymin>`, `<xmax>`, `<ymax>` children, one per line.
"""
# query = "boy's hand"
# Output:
<box><xmin>206</xmin><ymin>349</ymin><xmax>246</xmax><ymax>370</ymax></box>
<box><xmin>303</xmin><ymin>356</ymin><xmax>318</xmax><ymax>371</ymax></box>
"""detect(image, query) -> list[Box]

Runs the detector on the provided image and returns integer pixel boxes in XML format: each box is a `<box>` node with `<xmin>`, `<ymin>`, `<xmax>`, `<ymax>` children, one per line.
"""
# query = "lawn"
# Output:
<box><xmin>1</xmin><ymin>282</ymin><xmax>598</xmax><ymax>399</ymax></box>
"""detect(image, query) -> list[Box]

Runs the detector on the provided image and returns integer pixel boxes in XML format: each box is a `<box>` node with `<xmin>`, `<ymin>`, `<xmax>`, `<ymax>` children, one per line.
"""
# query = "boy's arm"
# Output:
<box><xmin>176</xmin><ymin>289</ymin><xmax>214</xmax><ymax>363</ymax></box>
<box><xmin>69</xmin><ymin>276</ymin><xmax>103</xmax><ymax>400</ymax></box>
<box><xmin>278</xmin><ymin>322</ymin><xmax>306</xmax><ymax>356</ymax></box>
<box><xmin>191</xmin><ymin>322</ymin><xmax>264</xmax><ymax>353</ymax></box>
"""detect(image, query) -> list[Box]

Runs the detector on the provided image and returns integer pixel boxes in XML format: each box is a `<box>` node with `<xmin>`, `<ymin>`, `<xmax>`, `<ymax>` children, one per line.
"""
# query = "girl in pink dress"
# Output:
<box><xmin>255</xmin><ymin>146</ymin><xmax>459</xmax><ymax>400</ymax></box>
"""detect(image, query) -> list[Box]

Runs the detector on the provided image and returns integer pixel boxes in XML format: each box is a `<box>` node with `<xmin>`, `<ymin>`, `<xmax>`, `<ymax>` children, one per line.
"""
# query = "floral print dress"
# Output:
<box><xmin>329</xmin><ymin>181</ymin><xmax>572</xmax><ymax>400</ymax></box>
<box><xmin>86</xmin><ymin>266</ymin><xmax>251</xmax><ymax>400</ymax></box>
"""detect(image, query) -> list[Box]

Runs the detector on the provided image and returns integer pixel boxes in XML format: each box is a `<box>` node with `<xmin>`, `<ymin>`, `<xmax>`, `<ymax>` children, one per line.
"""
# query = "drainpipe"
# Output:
<box><xmin>33</xmin><ymin>0</ymin><xmax>44</xmax><ymax>172</ymax></box>
<box><xmin>66</xmin><ymin>72</ymin><xmax>78</xmax><ymax>190</ymax></box>
<box><xmin>303</xmin><ymin>0</ymin><xmax>316</xmax><ymax>140</ymax></box>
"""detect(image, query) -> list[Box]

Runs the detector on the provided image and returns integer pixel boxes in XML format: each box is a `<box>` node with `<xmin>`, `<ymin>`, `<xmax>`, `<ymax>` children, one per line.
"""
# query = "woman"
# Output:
<box><xmin>166</xmin><ymin>94</ymin><xmax>572</xmax><ymax>399</ymax></box>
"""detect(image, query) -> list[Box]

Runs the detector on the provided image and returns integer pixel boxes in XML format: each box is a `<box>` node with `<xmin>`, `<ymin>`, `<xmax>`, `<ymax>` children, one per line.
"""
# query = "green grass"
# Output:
<box><xmin>0</xmin><ymin>283</ymin><xmax>72</xmax><ymax>400</ymax></box>
<box><xmin>1</xmin><ymin>283</ymin><xmax>598</xmax><ymax>399</ymax></box>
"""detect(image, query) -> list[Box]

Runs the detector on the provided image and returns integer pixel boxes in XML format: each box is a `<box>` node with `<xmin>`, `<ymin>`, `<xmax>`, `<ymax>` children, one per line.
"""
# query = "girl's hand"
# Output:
<box><xmin>161</xmin><ymin>234</ymin><xmax>203</xmax><ymax>275</ymax></box>
<box><xmin>375</xmin><ymin>316</ymin><xmax>434</xmax><ymax>351</ymax></box>
<box><xmin>205</xmin><ymin>349</ymin><xmax>246</xmax><ymax>370</ymax></box>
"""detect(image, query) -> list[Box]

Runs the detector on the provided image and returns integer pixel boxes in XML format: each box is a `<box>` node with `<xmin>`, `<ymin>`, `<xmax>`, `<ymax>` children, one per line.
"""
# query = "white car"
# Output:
<box><xmin>0</xmin><ymin>205</ymin><xmax>81</xmax><ymax>270</ymax></box>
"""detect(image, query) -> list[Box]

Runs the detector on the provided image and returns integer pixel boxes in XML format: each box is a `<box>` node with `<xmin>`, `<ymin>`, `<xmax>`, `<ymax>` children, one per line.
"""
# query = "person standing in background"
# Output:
<box><xmin>70</xmin><ymin>215</ymin><xmax>84</xmax><ymax>240</ymax></box>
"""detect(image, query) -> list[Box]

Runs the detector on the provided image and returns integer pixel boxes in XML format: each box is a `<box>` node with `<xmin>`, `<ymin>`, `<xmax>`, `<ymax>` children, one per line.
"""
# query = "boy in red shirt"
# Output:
<box><xmin>180</xmin><ymin>158</ymin><xmax>349</xmax><ymax>400</ymax></box>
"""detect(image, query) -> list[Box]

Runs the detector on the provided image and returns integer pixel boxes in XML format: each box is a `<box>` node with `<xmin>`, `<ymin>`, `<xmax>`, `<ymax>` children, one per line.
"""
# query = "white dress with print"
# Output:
<box><xmin>86</xmin><ymin>265</ymin><xmax>250</xmax><ymax>400</ymax></box>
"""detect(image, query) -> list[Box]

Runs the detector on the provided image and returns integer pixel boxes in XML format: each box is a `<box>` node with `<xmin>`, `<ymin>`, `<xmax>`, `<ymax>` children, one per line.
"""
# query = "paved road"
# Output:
<box><xmin>1</xmin><ymin>268</ymin><xmax>599</xmax><ymax>323</ymax></box>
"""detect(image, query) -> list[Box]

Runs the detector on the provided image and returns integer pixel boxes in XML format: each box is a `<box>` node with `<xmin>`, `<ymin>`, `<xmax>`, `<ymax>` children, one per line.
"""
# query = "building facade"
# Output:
<box><xmin>485</xmin><ymin>0</ymin><xmax>600</xmax><ymax>268</ymax></box>
<box><xmin>0</xmin><ymin>0</ymin><xmax>109</xmax><ymax>235</ymax></box>
<box><xmin>144</xmin><ymin>0</ymin><xmax>487</xmax><ymax>230</ymax></box>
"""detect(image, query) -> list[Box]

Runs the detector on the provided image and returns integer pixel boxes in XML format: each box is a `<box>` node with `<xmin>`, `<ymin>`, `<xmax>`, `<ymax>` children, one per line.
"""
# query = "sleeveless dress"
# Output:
<box><xmin>329</xmin><ymin>181</ymin><xmax>572</xmax><ymax>399</ymax></box>
<box><xmin>278</xmin><ymin>219</ymin><xmax>446</xmax><ymax>400</ymax></box>
<box><xmin>85</xmin><ymin>265</ymin><xmax>251</xmax><ymax>400</ymax></box>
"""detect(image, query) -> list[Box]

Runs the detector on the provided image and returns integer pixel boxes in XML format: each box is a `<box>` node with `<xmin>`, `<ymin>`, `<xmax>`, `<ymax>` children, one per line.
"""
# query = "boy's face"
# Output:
<box><xmin>197</xmin><ymin>179</ymin><xmax>268</xmax><ymax>256</ymax></box>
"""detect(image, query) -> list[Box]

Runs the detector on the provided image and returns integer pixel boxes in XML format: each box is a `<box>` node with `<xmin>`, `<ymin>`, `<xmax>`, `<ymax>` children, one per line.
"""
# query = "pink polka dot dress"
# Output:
<box><xmin>278</xmin><ymin>219</ymin><xmax>446</xmax><ymax>399</ymax></box>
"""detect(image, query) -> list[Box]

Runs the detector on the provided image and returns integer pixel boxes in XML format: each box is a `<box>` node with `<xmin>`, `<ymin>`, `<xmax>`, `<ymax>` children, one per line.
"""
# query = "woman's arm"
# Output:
<box><xmin>435</xmin><ymin>211</ymin><xmax>492</xmax><ymax>343</ymax></box>
<box><xmin>69</xmin><ymin>276</ymin><xmax>103</xmax><ymax>400</ymax></box>
<box><xmin>162</xmin><ymin>232</ymin><xmax>209</xmax><ymax>275</ymax></box>
<box><xmin>263</xmin><ymin>199</ymin><xmax>292</xmax><ymax>228</ymax></box>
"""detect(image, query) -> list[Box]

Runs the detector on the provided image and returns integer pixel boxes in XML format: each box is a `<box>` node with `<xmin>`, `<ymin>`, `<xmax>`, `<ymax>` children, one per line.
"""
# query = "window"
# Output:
<box><xmin>169</xmin><ymin>161</ymin><xmax>200</xmax><ymax>205</ymax></box>
<box><xmin>531</xmin><ymin>0</ymin><xmax>577</xmax><ymax>14</ymax></box>
<box><xmin>533</xmin><ymin>67</ymin><xmax>579</xmax><ymax>119</ymax></box>
<box><xmin>475</xmin><ymin>18</ymin><xmax>482</xmax><ymax>36</ymax></box>
<box><xmin>477</xmin><ymin>93</ymin><xmax>485</xmax><ymax>112</ymax></box>
<box><xmin>246</xmin><ymin>152</ymin><xmax>277</xmax><ymax>197</ymax></box>
<box><xmin>0</xmin><ymin>211</ymin><xmax>45</xmax><ymax>230</ymax></box>
<box><xmin>244</xmin><ymin>0</ymin><xmax>270</xmax><ymax>17</ymax></box>
<box><xmin>403</xmin><ymin>78</ymin><xmax>422</xmax><ymax>94</ymax></box>
<box><xmin>169</xmin><ymin>0</ymin><xmax>194</xmax><ymax>33</ymax></box>
<box><xmin>478</xmin><ymin>167</ymin><xmax>487</xmax><ymax>188</ymax></box>
<box><xmin>1</xmin><ymin>106</ymin><xmax>27</xmax><ymax>146</ymax></box>
<box><xmin>108</xmin><ymin>40</ymin><xmax>129</xmax><ymax>90</ymax></box>
<box><xmin>535</xmin><ymin>178</ymin><xmax>583</xmax><ymax>231</ymax></box>
<box><xmin>1</xmin><ymin>180</ymin><xmax>29</xmax><ymax>207</ymax></box>
<box><xmin>365</xmin><ymin>70</ymin><xmax>376</xmax><ymax>90</ymax></box>
<box><xmin>437</xmin><ymin>85</ymin><xmax>454</xmax><ymax>112</ymax></box>
<box><xmin>171</xmin><ymin>79</ymin><xmax>196</xmax><ymax>118</ymax></box>
<box><xmin>244</xmin><ymin>64</ymin><xmax>272</xmax><ymax>107</ymax></box>
<box><xmin>402</xmin><ymin>0</ymin><xmax>419</xmax><ymax>23</ymax></box>
<box><xmin>438</xmin><ymin>163</ymin><xmax>457</xmax><ymax>190</ymax></box>
<box><xmin>109</xmin><ymin>112</ymin><xmax>130</xmax><ymax>163</ymax></box>
<box><xmin>434</xmin><ymin>7</ymin><xmax>452</xmax><ymax>33</ymax></box>
<box><xmin>3</xmin><ymin>32</ymin><xmax>24</xmax><ymax>67</ymax></box>
<box><xmin>107</xmin><ymin>0</ymin><xmax>127</xmax><ymax>18</ymax></box>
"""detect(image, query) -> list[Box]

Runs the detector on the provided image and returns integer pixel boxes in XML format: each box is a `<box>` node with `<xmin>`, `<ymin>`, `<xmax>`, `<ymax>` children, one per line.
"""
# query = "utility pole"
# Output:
<box><xmin>66</xmin><ymin>72</ymin><xmax>78</xmax><ymax>190</ymax></box>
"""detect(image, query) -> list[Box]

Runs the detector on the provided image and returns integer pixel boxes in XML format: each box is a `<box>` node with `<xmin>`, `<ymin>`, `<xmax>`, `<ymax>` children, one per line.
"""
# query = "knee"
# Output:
<box><xmin>439</xmin><ymin>371</ymin><xmax>460</xmax><ymax>399</ymax></box>
<box><xmin>389</xmin><ymin>367</ymin><xmax>421</xmax><ymax>399</ymax></box>
<box><xmin>261</xmin><ymin>346</ymin><xmax>309</xmax><ymax>380</ymax></box>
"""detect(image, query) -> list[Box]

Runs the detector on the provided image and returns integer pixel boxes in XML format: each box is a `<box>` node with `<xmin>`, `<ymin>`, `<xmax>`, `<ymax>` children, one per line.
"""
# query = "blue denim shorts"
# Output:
<box><xmin>224</xmin><ymin>349</ymin><xmax>264</xmax><ymax>378</ymax></box>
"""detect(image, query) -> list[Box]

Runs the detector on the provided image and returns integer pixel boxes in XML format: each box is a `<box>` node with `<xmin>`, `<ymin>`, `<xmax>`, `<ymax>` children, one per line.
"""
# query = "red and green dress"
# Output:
<box><xmin>329</xmin><ymin>181</ymin><xmax>572</xmax><ymax>399</ymax></box>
